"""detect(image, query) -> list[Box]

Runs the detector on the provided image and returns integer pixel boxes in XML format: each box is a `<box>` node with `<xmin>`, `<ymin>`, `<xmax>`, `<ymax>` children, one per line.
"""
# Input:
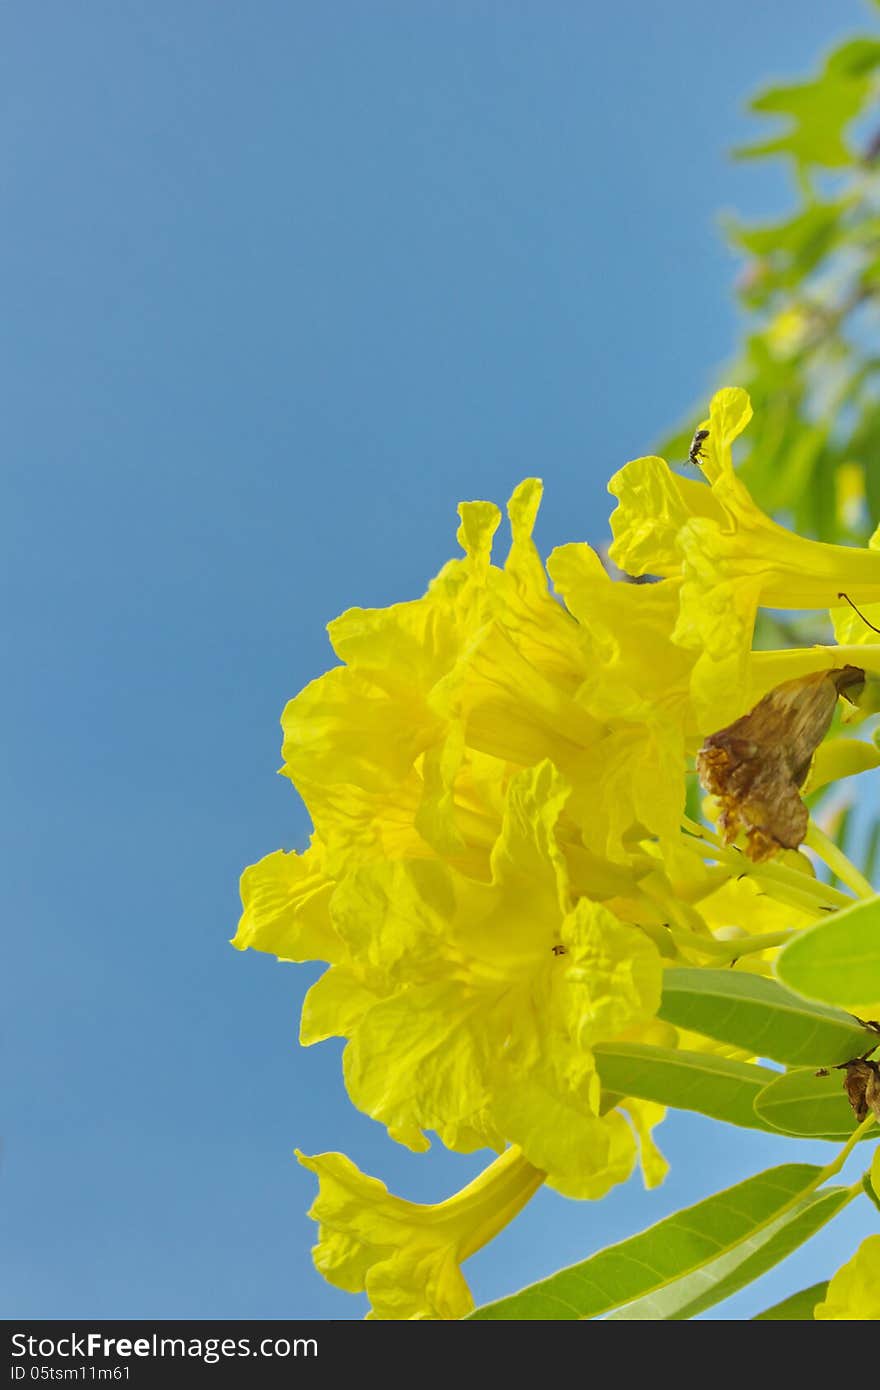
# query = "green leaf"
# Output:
<box><xmin>776</xmin><ymin>896</ymin><xmax>880</xmax><ymax>1008</ymax></box>
<box><xmin>735</xmin><ymin>42</ymin><xmax>880</xmax><ymax>168</ymax></box>
<box><xmin>753</xmin><ymin>1066</ymin><xmax>878</xmax><ymax>1140</ymax></box>
<box><xmin>469</xmin><ymin>1165</ymin><xmax>849</xmax><ymax>1321</ymax></box>
<box><xmin>605</xmin><ymin>1190</ymin><xmax>849</xmax><ymax>1321</ymax></box>
<box><xmin>826</xmin><ymin>37</ymin><xmax>880</xmax><ymax>78</ymax></box>
<box><xmin>657</xmin><ymin>968</ymin><xmax>875</xmax><ymax>1066</ymax></box>
<box><xmin>863</xmin><ymin>1169</ymin><xmax>880</xmax><ymax>1214</ymax></box>
<box><xmin>593</xmin><ymin>1043</ymin><xmax>779</xmax><ymax>1132</ymax></box>
<box><xmin>753</xmin><ymin>1281</ymin><xmax>828</xmax><ymax>1320</ymax></box>
<box><xmin>728</xmin><ymin>201</ymin><xmax>847</xmax><ymax>297</ymax></box>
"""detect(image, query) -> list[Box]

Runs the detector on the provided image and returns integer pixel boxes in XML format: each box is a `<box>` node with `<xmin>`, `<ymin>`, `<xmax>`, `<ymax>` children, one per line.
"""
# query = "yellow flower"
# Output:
<box><xmin>313</xmin><ymin>762</ymin><xmax>664</xmax><ymax>1196</ymax></box>
<box><xmin>297</xmin><ymin>1146</ymin><xmax>544</xmax><ymax>1320</ymax></box>
<box><xmin>240</xmin><ymin>467</ymin><xmax>852</xmax><ymax>1239</ymax></box>
<box><xmin>235</xmin><ymin>437</ymin><xmax>880</xmax><ymax>1321</ymax></box>
<box><xmin>814</xmin><ymin>1234</ymin><xmax>880</xmax><ymax>1320</ymax></box>
<box><xmin>278</xmin><ymin>479</ymin><xmax>694</xmax><ymax>890</ymax></box>
<box><xmin>608</xmin><ymin>387</ymin><xmax>880</xmax><ymax>726</ymax></box>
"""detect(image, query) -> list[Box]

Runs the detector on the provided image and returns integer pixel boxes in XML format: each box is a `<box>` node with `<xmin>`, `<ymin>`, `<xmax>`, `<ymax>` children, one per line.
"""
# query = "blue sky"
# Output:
<box><xmin>3</xmin><ymin>1</ymin><xmax>877</xmax><ymax>1320</ymax></box>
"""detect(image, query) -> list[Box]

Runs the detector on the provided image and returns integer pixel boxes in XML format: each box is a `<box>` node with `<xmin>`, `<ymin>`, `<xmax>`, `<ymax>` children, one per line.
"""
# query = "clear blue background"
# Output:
<box><xmin>3</xmin><ymin>0</ymin><xmax>877</xmax><ymax>1321</ymax></box>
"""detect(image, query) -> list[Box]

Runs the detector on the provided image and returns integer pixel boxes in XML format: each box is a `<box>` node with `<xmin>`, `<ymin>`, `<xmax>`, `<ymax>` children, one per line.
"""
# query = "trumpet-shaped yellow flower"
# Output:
<box><xmin>609</xmin><ymin>387</ymin><xmax>880</xmax><ymax>726</ymax></box>
<box><xmin>297</xmin><ymin>1145</ymin><xmax>544</xmax><ymax>1320</ymax></box>
<box><xmin>814</xmin><ymin>1234</ymin><xmax>880</xmax><ymax>1320</ymax></box>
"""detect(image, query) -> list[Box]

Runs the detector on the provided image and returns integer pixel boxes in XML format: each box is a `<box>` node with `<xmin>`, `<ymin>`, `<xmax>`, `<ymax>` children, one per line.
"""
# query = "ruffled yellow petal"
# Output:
<box><xmin>280</xmin><ymin>664</ymin><xmax>441</xmax><ymax>876</ymax></box>
<box><xmin>338</xmin><ymin>764</ymin><xmax>574</xmax><ymax>1154</ymax></box>
<box><xmin>698</xmin><ymin>386</ymin><xmax>754</xmax><ymax>488</ymax></box>
<box><xmin>233</xmin><ymin>842</ymin><xmax>343</xmax><ymax>963</ymax></box>
<box><xmin>455</xmin><ymin>499</ymin><xmax>502</xmax><ymax>572</ymax></box>
<box><xmin>491</xmin><ymin>1077</ymin><xmax>637</xmax><ymax>1199</ymax></box>
<box><xmin>563</xmin><ymin>899</ymin><xmax>663</xmax><ymax>1048</ymax></box>
<box><xmin>343</xmin><ymin>979</ymin><xmax>502</xmax><ymax>1154</ymax></box>
<box><xmin>312</xmin><ymin>761</ymin><xmax>665</xmax><ymax>1191</ymax></box>
<box><xmin>607</xmin><ymin>456</ymin><xmax>724</xmax><ymax>579</ymax></box>
<box><xmin>814</xmin><ymin>1234</ymin><xmax>880</xmax><ymax>1320</ymax></box>
<box><xmin>300</xmin><ymin>965</ymin><xmax>385</xmax><ymax>1046</ymax></box>
<box><xmin>674</xmin><ymin>533</ymin><xmax>764</xmax><ymax>727</ymax></box>
<box><xmin>488</xmin><ymin>901</ymin><xmax>664</xmax><ymax>1196</ymax></box>
<box><xmin>567</xmin><ymin>722</ymin><xmax>685</xmax><ymax>859</ymax></box>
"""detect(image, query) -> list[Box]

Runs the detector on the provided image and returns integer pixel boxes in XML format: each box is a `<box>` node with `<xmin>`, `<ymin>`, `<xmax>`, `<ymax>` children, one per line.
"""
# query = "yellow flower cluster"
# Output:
<box><xmin>236</xmin><ymin>387</ymin><xmax>879</xmax><ymax>1317</ymax></box>
<box><xmin>235</xmin><ymin>478</ymin><xmax>682</xmax><ymax>1198</ymax></box>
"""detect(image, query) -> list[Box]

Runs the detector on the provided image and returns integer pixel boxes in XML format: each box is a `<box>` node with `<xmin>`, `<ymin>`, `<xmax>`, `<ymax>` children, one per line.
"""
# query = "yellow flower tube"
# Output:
<box><xmin>610</xmin><ymin>387</ymin><xmax>880</xmax><ymax>725</ymax></box>
<box><xmin>297</xmin><ymin>1146</ymin><xmax>544</xmax><ymax>1320</ymax></box>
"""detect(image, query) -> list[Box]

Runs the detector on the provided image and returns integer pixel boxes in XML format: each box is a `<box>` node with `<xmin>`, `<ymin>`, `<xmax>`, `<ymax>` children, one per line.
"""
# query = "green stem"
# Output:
<box><xmin>756</xmin><ymin>1116</ymin><xmax>876</xmax><ymax>1238</ymax></box>
<box><xmin>667</xmin><ymin>926</ymin><xmax>800</xmax><ymax>963</ymax></box>
<box><xmin>805</xmin><ymin>822</ymin><xmax>875</xmax><ymax>900</ymax></box>
<box><xmin>679</xmin><ymin>818</ymin><xmax>852</xmax><ymax>913</ymax></box>
<box><xmin>815</xmin><ymin>1115</ymin><xmax>876</xmax><ymax>1184</ymax></box>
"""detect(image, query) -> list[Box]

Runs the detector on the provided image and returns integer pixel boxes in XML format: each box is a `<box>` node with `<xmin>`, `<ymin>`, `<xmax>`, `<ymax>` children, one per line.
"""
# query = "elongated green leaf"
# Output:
<box><xmin>753</xmin><ymin>1282</ymin><xmax>828</xmax><ymax>1320</ymax></box>
<box><xmin>469</xmin><ymin>1164</ymin><xmax>843</xmax><ymax>1321</ymax></box>
<box><xmin>657</xmin><ymin>968</ymin><xmax>875</xmax><ymax>1065</ymax></box>
<box><xmin>607</xmin><ymin>1188</ymin><xmax>848</xmax><ymax>1320</ymax></box>
<box><xmin>754</xmin><ymin>1066</ymin><xmax>878</xmax><ymax>1140</ymax></box>
<box><xmin>593</xmin><ymin>1043</ymin><xmax>779</xmax><ymax>1132</ymax></box>
<box><xmin>776</xmin><ymin>896</ymin><xmax>880</xmax><ymax>1008</ymax></box>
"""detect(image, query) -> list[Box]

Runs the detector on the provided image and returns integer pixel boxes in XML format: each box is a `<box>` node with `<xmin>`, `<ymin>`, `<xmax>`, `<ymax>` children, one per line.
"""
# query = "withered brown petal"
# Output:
<box><xmin>842</xmin><ymin>1060</ymin><xmax>880</xmax><ymax>1124</ymax></box>
<box><xmin>696</xmin><ymin>666</ymin><xmax>865</xmax><ymax>862</ymax></box>
<box><xmin>866</xmin><ymin>1063</ymin><xmax>880</xmax><ymax>1123</ymax></box>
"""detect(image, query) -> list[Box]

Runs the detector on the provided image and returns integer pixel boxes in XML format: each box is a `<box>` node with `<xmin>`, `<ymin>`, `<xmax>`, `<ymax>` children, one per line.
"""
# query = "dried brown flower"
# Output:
<box><xmin>842</xmin><ymin>1059</ymin><xmax>880</xmax><ymax>1124</ymax></box>
<box><xmin>696</xmin><ymin>666</ymin><xmax>865</xmax><ymax>862</ymax></box>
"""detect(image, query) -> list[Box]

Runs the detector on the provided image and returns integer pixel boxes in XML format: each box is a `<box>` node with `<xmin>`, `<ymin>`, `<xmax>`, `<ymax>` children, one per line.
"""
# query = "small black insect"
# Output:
<box><xmin>688</xmin><ymin>428</ymin><xmax>709</xmax><ymax>467</ymax></box>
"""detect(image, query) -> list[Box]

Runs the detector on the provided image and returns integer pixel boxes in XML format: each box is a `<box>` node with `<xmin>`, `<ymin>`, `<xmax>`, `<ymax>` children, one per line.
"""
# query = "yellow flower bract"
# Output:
<box><xmin>236</xmin><ymin>387</ymin><xmax>880</xmax><ymax>1317</ymax></box>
